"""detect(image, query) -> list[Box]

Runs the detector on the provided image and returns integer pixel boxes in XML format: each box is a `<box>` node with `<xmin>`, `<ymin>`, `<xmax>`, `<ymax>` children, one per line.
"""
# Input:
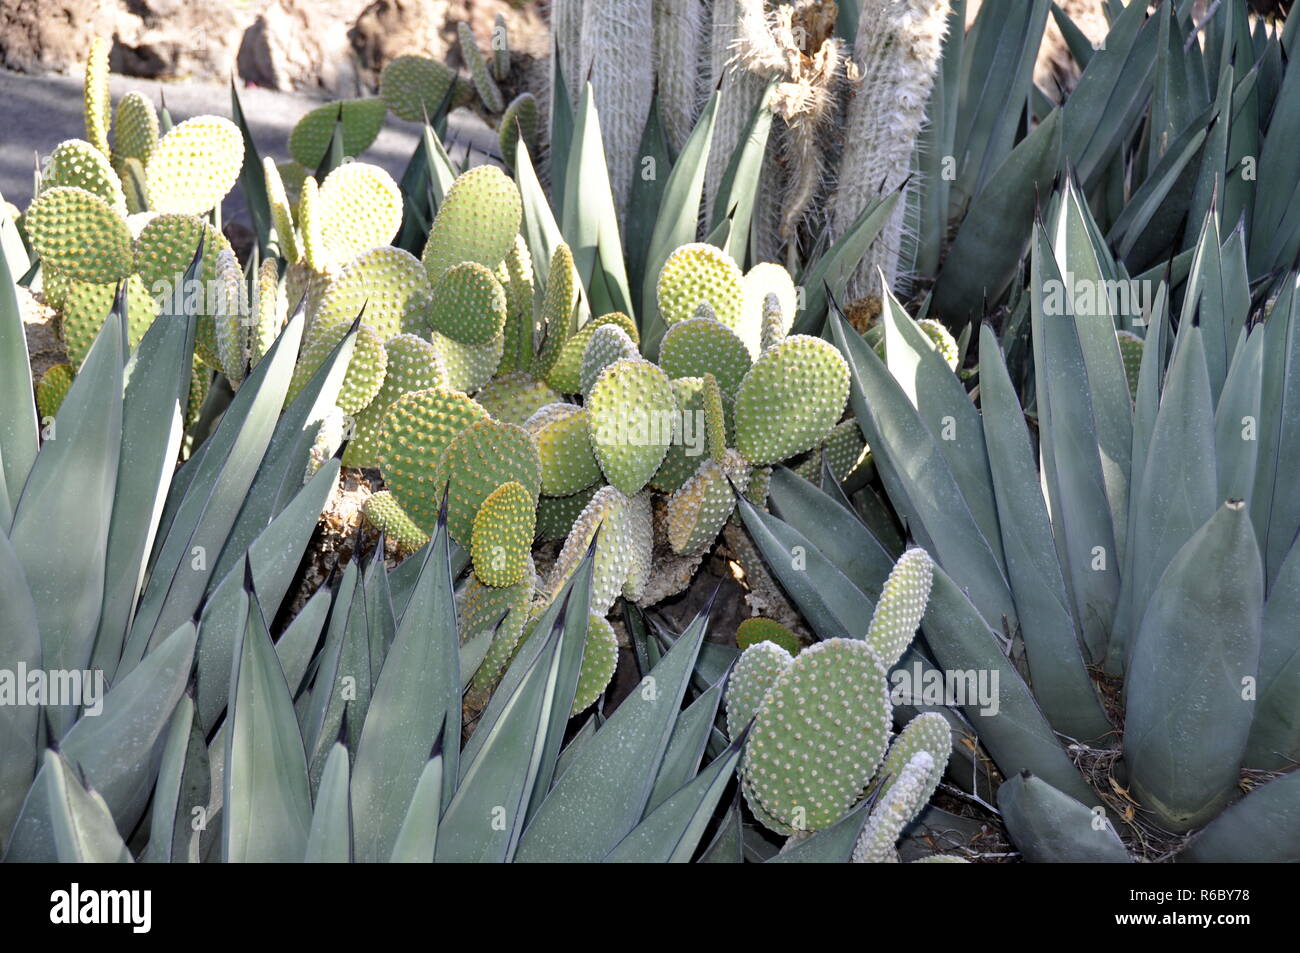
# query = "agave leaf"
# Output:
<box><xmin>277</xmin><ymin>584</ymin><xmax>333</xmax><ymax>699</ymax></box>
<box><xmin>1182</xmin><ymin>211</ymin><xmax>1234</xmax><ymax>401</ymax></box>
<box><xmin>913</xmin><ymin>0</ymin><xmax>966</xmax><ymax>277</ymax></box>
<box><xmin>60</xmin><ymin>621</ymin><xmax>197</xmax><ymax>838</ymax></box>
<box><xmin>231</xmin><ymin>79</ymin><xmax>272</xmax><ymax>256</ymax></box>
<box><xmin>646</xmin><ymin>667</ymin><xmax>728</xmax><ymax>813</ymax></box>
<box><xmin>712</xmin><ymin>83</ymin><xmax>774</xmax><ymax>270</ymax></box>
<box><xmin>91</xmin><ymin>250</ymin><xmax>198</xmax><ymax>680</ymax></box>
<box><xmin>515</xmin><ymin>137</ymin><xmax>564</xmax><ymax>294</ymax></box>
<box><xmin>304</xmin><ymin>559</ymin><xmax>371</xmax><ymax>790</ymax></box>
<box><xmin>1125</xmin><ymin>501</ymin><xmax>1262</xmax><ymax>832</ymax></box>
<box><xmin>548</xmin><ymin>44</ymin><xmax>575</xmax><ymax>213</ymax></box>
<box><xmin>923</xmin><ymin>566</ymin><xmax>1101</xmax><ymax>808</ymax></box>
<box><xmin>795</xmin><ymin>192</ymin><xmax>900</xmax><ymax>336</ymax></box>
<box><xmin>435</xmin><ymin>610</ymin><xmax>567</xmax><ymax>862</ymax></box>
<box><xmin>604</xmin><ymin>731</ymin><xmax>746</xmax><ymax>863</ymax></box>
<box><xmin>997</xmin><ymin>772</ymin><xmax>1131</xmax><ymax>863</ymax></box>
<box><xmin>389</xmin><ymin>741</ymin><xmax>444</xmax><ymax>863</ymax></box>
<box><xmin>9</xmin><ymin>312</ymin><xmax>123</xmax><ymax>727</ymax></box>
<box><xmin>350</xmin><ymin>511</ymin><xmax>459</xmax><ymax>862</ymax></box>
<box><xmin>0</xmin><ymin>233</ymin><xmax>37</xmax><ymax>500</ymax></box>
<box><xmin>639</xmin><ymin>87</ymin><xmax>721</xmax><ymax>357</ymax></box>
<box><xmin>1252</xmin><ymin>276</ymin><xmax>1300</xmax><ymax>588</ymax></box>
<box><xmin>1029</xmin><ymin>223</ymin><xmax>1120</xmax><ymax>664</ymax></box>
<box><xmin>977</xmin><ymin>326</ymin><xmax>1111</xmax><ymax>742</ymax></box>
<box><xmin>3</xmin><ymin>750</ymin><xmax>131</xmax><ymax>863</ymax></box>
<box><xmin>223</xmin><ymin>586</ymin><xmax>312</xmax><ymax>863</ymax></box>
<box><xmin>142</xmin><ymin>695</ymin><xmax>209</xmax><ymax>863</ymax></box>
<box><xmin>696</xmin><ymin>790</ymin><xmax>745</xmax><ymax>863</ymax></box>
<box><xmin>1215</xmin><ymin>325</ymin><xmax>1263</xmax><ymax>502</ymax></box>
<box><xmin>304</xmin><ymin>742</ymin><xmax>352</xmax><ymax>863</ymax></box>
<box><xmin>625</xmin><ymin>98</ymin><xmax>673</xmax><ymax>300</ymax></box>
<box><xmin>513</xmin><ymin>600</ymin><xmax>710</xmax><ymax>862</ymax></box>
<box><xmin>831</xmin><ymin>311</ymin><xmax>1015</xmax><ymax>627</ymax></box>
<box><xmin>1180</xmin><ymin>769</ymin><xmax>1300</xmax><ymax>862</ymax></box>
<box><xmin>1221</xmin><ymin>10</ymin><xmax>1259</xmax><ymax>239</ymax></box>
<box><xmin>766</xmin><ymin>797</ymin><xmax>873</xmax><ymax>863</ymax></box>
<box><xmin>933</xmin><ymin>107</ymin><xmax>1062</xmax><ymax>325</ymax></box>
<box><xmin>554</xmin><ymin>711</ymin><xmax>601</xmax><ymax>783</ymax></box>
<box><xmin>767</xmin><ymin>467</ymin><xmax>896</xmax><ymax>602</ymax></box>
<box><xmin>123</xmin><ymin>307</ymin><xmax>306</xmax><ymax>673</ymax></box>
<box><xmin>1249</xmin><ymin>38</ymin><xmax>1300</xmax><ymax>274</ymax></box>
<box><xmin>1246</xmin><ymin>534</ymin><xmax>1300</xmax><ymax>770</ymax></box>
<box><xmin>0</xmin><ymin>527</ymin><xmax>41</xmax><ymax>845</ymax></box>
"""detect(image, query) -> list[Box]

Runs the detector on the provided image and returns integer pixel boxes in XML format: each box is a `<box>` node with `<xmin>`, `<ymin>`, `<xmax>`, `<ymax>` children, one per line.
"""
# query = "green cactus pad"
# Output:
<box><xmin>288</xmin><ymin>98</ymin><xmax>387</xmax><ymax>168</ymax></box>
<box><xmin>535</xmin><ymin>485</ymin><xmax>599</xmax><ymax>542</ymax></box>
<box><xmin>578</xmin><ymin>324</ymin><xmax>640</xmax><ymax>397</ymax></box>
<box><xmin>381</xmin><ymin>55</ymin><xmax>461</xmax><ymax>121</ymax></box>
<box><xmin>736</xmin><ymin>618</ymin><xmax>801</xmax><ymax>655</ymax></box>
<box><xmin>429</xmin><ymin>329</ymin><xmax>504</xmax><ymax>393</ymax></box>
<box><xmin>498</xmin><ymin>92</ymin><xmax>540</xmax><ymax>169</ymax></box>
<box><xmin>297</xmin><ymin>175</ymin><xmax>326</xmax><ymax>271</ymax></box>
<box><xmin>545</xmin><ymin>485</ymin><xmax>635</xmax><ymax>612</ymax></box>
<box><xmin>145</xmin><ymin>116</ymin><xmax>243</xmax><ymax>216</ymax></box>
<box><xmin>876</xmin><ymin>712</ymin><xmax>951</xmax><ymax>809</ymax></box>
<box><xmin>496</xmin><ymin>235</ymin><xmax>535</xmax><ymax>374</ymax></box>
<box><xmin>1117</xmin><ymin>329</ymin><xmax>1143</xmax><ymax>400</ymax></box>
<box><xmin>363</xmin><ymin>490</ymin><xmax>430</xmax><ymax>555</ymax></box>
<box><xmin>546</xmin><ymin>311</ymin><xmax>639</xmax><ymax>394</ymax></box>
<box><xmin>744</xmin><ymin>263</ymin><xmax>797</xmax><ymax>346</ymax></box>
<box><xmin>743</xmin><ymin>637</ymin><xmax>893</xmax><ymax>832</ymax></box>
<box><xmin>314</xmin><ymin>162</ymin><xmax>404</xmax><ymax>270</ymax></box>
<box><xmin>251</xmin><ymin>258</ymin><xmax>287</xmax><ymax>364</ymax></box>
<box><xmin>586</xmin><ymin>358</ymin><xmax>678</xmax><ymax>496</ymax></box>
<box><xmin>618</xmin><ymin>490</ymin><xmax>654</xmax><ymax>602</ymax></box>
<box><xmin>657</xmin><ymin>242</ymin><xmax>747</xmax><ymax>334</ymax></box>
<box><xmin>649</xmin><ymin>377</ymin><xmax>710</xmax><ymax>494</ymax></box>
<box><xmin>428</xmin><ymin>261</ymin><xmax>508</xmax><ymax>346</ymax></box>
<box><xmin>733</xmin><ymin>335</ymin><xmax>850</xmax><ymax>465</ymax></box>
<box><xmin>760</xmin><ymin>293</ymin><xmax>788</xmax><ymax>352</ymax></box>
<box><xmin>263</xmin><ymin>157</ymin><xmax>301</xmax><ymax>263</ymax></box>
<box><xmin>461</xmin><ymin>558</ymin><xmax>536</xmax><ymax>699</ymax></box>
<box><xmin>658</xmin><ymin>315</ymin><xmax>752</xmax><ymax>396</ymax></box>
<box><xmin>665</xmin><ymin>451</ymin><xmax>746</xmax><ymax>555</ymax></box>
<box><xmin>343</xmin><ymin>333</ymin><xmax>446</xmax><ymax>468</ymax></box>
<box><xmin>42</xmin><ymin>140</ymin><xmax>126</xmax><ymax>213</ymax></box>
<box><xmin>725</xmin><ymin>640</ymin><xmax>795</xmax><ymax>740</ymax></box>
<box><xmin>917</xmin><ymin>318</ymin><xmax>960</xmax><ymax>370</ymax></box>
<box><xmin>458</xmin><ymin>22</ymin><xmax>505</xmax><ymax>113</ymax></box>
<box><xmin>277</xmin><ymin>161</ymin><xmax>309</xmax><ymax>208</ymax></box>
<box><xmin>83</xmin><ymin>37</ymin><xmax>111</xmax><ymax>156</ymax></box>
<box><xmin>132</xmin><ymin>213</ymin><xmax>230</xmax><ymax>290</ymax></box>
<box><xmin>377</xmin><ymin>386</ymin><xmax>489</xmax><ymax>530</ymax></box>
<box><xmin>572</xmin><ymin>614</ymin><xmax>619</xmax><ymax>715</ymax></box>
<box><xmin>289</xmin><ymin>317</ymin><xmax>388</xmax><ymax>415</ymax></box>
<box><xmin>475</xmin><ymin>371</ymin><xmax>561</xmax><ymax>426</ymax></box>
<box><xmin>36</xmin><ymin>363</ymin><xmax>75</xmax><ymax>419</ymax></box>
<box><xmin>744</xmin><ymin>465</ymin><xmax>773</xmax><ymax>506</ymax></box>
<box><xmin>533</xmin><ymin>244</ymin><xmax>578</xmax><ymax>377</ymax></box>
<box><xmin>421</xmin><ymin>164</ymin><xmax>522</xmax><ymax>283</ymax></box>
<box><xmin>851</xmin><ymin>751</ymin><xmax>935</xmax><ymax>864</ymax></box>
<box><xmin>58</xmin><ymin>273</ymin><xmax>158</xmax><ymax>369</ymax></box>
<box><xmin>112</xmin><ymin>92</ymin><xmax>159</xmax><ymax>170</ymax></box>
<box><xmin>434</xmin><ymin>418</ymin><xmax>541</xmax><ymax>545</ymax></box>
<box><xmin>525</xmin><ymin>403</ymin><xmax>602</xmax><ymax>497</ymax></box>
<box><xmin>865</xmin><ymin>548</ymin><xmax>934</xmax><ymax>667</ymax></box>
<box><xmin>213</xmin><ymin>248</ymin><xmax>250</xmax><ymax>384</ymax></box>
<box><xmin>317</xmin><ymin>245</ymin><xmax>429</xmax><ymax>341</ymax></box>
<box><xmin>471</xmin><ymin>480</ymin><xmax>536</xmax><ymax>587</ymax></box>
<box><xmin>187</xmin><ymin>363</ymin><xmax>210</xmax><ymax>429</ymax></box>
<box><xmin>702</xmin><ymin>374</ymin><xmax>726</xmax><ymax>462</ymax></box>
<box><xmin>25</xmin><ymin>187</ymin><xmax>133</xmax><ymax>284</ymax></box>
<box><xmin>824</xmin><ymin>419</ymin><xmax>871</xmax><ymax>481</ymax></box>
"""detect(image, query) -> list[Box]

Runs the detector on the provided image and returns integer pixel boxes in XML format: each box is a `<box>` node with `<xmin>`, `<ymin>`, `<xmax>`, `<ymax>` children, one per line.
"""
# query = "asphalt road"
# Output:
<box><xmin>0</xmin><ymin>68</ymin><xmax>498</xmax><ymax>229</ymax></box>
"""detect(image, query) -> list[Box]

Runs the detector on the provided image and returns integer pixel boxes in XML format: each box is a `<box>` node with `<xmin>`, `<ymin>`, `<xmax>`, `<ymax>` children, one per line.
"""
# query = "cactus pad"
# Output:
<box><xmin>658</xmin><ymin>315</ymin><xmax>753</xmax><ymax>395</ymax></box>
<box><xmin>363</xmin><ymin>491</ymin><xmax>430</xmax><ymax>555</ymax></box>
<box><xmin>877</xmin><ymin>712</ymin><xmax>951</xmax><ymax>809</ymax></box>
<box><xmin>586</xmin><ymin>358</ymin><xmax>678</xmax><ymax>496</ymax></box>
<box><xmin>526</xmin><ymin>403</ymin><xmax>603</xmax><ymax>496</ymax></box>
<box><xmin>461</xmin><ymin>559</ymin><xmax>537</xmax><ymax>700</ymax></box>
<box><xmin>1117</xmin><ymin>329</ymin><xmax>1143</xmax><ymax>400</ymax></box>
<box><xmin>83</xmin><ymin>37</ymin><xmax>111</xmax><ymax>156</ymax></box>
<box><xmin>429</xmin><ymin>329</ymin><xmax>504</xmax><ymax>393</ymax></box>
<box><xmin>290</xmin><ymin>317</ymin><xmax>388</xmax><ymax>415</ymax></box>
<box><xmin>428</xmin><ymin>261</ymin><xmax>508</xmax><ymax>345</ymax></box>
<box><xmin>316</xmin><ymin>245</ymin><xmax>429</xmax><ymax>341</ymax></box>
<box><xmin>289</xmin><ymin>98</ymin><xmax>387</xmax><ymax>168</ymax></box>
<box><xmin>733</xmin><ymin>335</ymin><xmax>850</xmax><ymax>465</ymax></box>
<box><xmin>572</xmin><ymin>615</ymin><xmax>619</xmax><ymax>715</ymax></box>
<box><xmin>458</xmin><ymin>22</ymin><xmax>506</xmax><ymax>113</ymax></box>
<box><xmin>546</xmin><ymin>311</ymin><xmax>639</xmax><ymax>394</ymax></box>
<box><xmin>865</xmin><ymin>548</ymin><xmax>933</xmax><ymax>667</ymax></box>
<box><xmin>649</xmin><ymin>377</ymin><xmax>712</xmax><ymax>494</ymax></box>
<box><xmin>535</xmin><ymin>486</ymin><xmax>599</xmax><ymax>542</ymax></box>
<box><xmin>475</xmin><ymin>372</ymin><xmax>561</xmax><ymax>426</ymax></box>
<box><xmin>736</xmin><ymin>618</ymin><xmax>801</xmax><ymax>655</ymax></box>
<box><xmin>851</xmin><ymin>751</ymin><xmax>935</xmax><ymax>864</ymax></box>
<box><xmin>422</xmin><ymin>165</ymin><xmax>522</xmax><ymax>282</ymax></box>
<box><xmin>743</xmin><ymin>638</ymin><xmax>893</xmax><ymax>832</ymax></box>
<box><xmin>112</xmin><ymin>92</ymin><xmax>159</xmax><ymax>170</ymax></box>
<box><xmin>314</xmin><ymin>162</ymin><xmax>404</xmax><ymax>270</ymax></box>
<box><xmin>36</xmin><ymin>363</ymin><xmax>75</xmax><ymax>419</ymax></box>
<box><xmin>381</xmin><ymin>55</ymin><xmax>460</xmax><ymax>121</ymax></box>
<box><xmin>657</xmin><ymin>243</ymin><xmax>747</xmax><ymax>334</ymax></box>
<box><xmin>579</xmin><ymin>324</ymin><xmax>640</xmax><ymax>397</ymax></box>
<box><xmin>434</xmin><ymin>418</ymin><xmax>541</xmax><ymax>545</ymax></box>
<box><xmin>132</xmin><ymin>213</ymin><xmax>230</xmax><ymax>290</ymax></box>
<box><xmin>343</xmin><ymin>333</ymin><xmax>445</xmax><ymax>468</ymax></box>
<box><xmin>545</xmin><ymin>485</ymin><xmax>635</xmax><ymax>612</ymax></box>
<box><xmin>58</xmin><ymin>273</ymin><xmax>158</xmax><ymax>369</ymax></box>
<box><xmin>471</xmin><ymin>480</ymin><xmax>536</xmax><ymax>587</ymax></box>
<box><xmin>917</xmin><ymin>318</ymin><xmax>959</xmax><ymax>370</ymax></box>
<box><xmin>497</xmin><ymin>235</ymin><xmax>535</xmax><ymax>373</ymax></box>
<box><xmin>665</xmin><ymin>451</ymin><xmax>746</xmax><ymax>555</ymax></box>
<box><xmin>377</xmin><ymin>386</ymin><xmax>489</xmax><ymax>531</ymax></box>
<box><xmin>743</xmin><ymin>262</ymin><xmax>798</xmax><ymax>345</ymax></box>
<box><xmin>499</xmin><ymin>92</ymin><xmax>540</xmax><ymax>169</ymax></box>
<box><xmin>725</xmin><ymin>640</ymin><xmax>794</xmax><ymax>740</ymax></box>
<box><xmin>25</xmin><ymin>187</ymin><xmax>133</xmax><ymax>284</ymax></box>
<box><xmin>145</xmin><ymin>116</ymin><xmax>243</xmax><ymax>216</ymax></box>
<box><xmin>533</xmin><ymin>244</ymin><xmax>578</xmax><ymax>377</ymax></box>
<box><xmin>42</xmin><ymin>140</ymin><xmax>126</xmax><ymax>213</ymax></box>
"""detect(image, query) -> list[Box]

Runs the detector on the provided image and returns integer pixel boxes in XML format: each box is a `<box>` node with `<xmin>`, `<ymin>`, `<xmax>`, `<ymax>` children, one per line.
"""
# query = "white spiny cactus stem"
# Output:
<box><xmin>654</xmin><ymin>0</ymin><xmax>706</xmax><ymax>153</ymax></box>
<box><xmin>579</xmin><ymin>0</ymin><xmax>654</xmax><ymax>222</ymax></box>
<box><xmin>831</xmin><ymin>0</ymin><xmax>950</xmax><ymax>298</ymax></box>
<box><xmin>550</xmin><ymin>0</ymin><xmax>586</xmax><ymax>109</ymax></box>
<box><xmin>851</xmin><ymin>750</ymin><xmax>936</xmax><ymax>863</ymax></box>
<box><xmin>705</xmin><ymin>0</ymin><xmax>771</xmax><ymax>226</ymax></box>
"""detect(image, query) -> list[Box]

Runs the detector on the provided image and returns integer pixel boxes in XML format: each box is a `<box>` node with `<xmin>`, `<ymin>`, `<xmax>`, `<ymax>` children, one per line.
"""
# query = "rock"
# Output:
<box><xmin>237</xmin><ymin>0</ymin><xmax>369</xmax><ymax>95</ymax></box>
<box><xmin>0</xmin><ymin>0</ymin><xmax>116</xmax><ymax>73</ymax></box>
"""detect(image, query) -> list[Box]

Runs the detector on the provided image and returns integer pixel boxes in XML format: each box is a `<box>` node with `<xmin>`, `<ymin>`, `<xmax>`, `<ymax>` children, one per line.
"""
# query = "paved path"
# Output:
<box><xmin>0</xmin><ymin>68</ymin><xmax>498</xmax><ymax>228</ymax></box>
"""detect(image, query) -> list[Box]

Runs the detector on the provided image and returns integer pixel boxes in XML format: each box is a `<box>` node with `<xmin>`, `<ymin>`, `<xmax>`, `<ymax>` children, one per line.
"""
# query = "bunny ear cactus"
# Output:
<box><xmin>733</xmin><ymin>335</ymin><xmax>850</xmax><ymax>465</ymax></box>
<box><xmin>736</xmin><ymin>617</ymin><xmax>801</xmax><ymax>655</ymax></box>
<box><xmin>428</xmin><ymin>262</ymin><xmax>509</xmax><ymax>346</ymax></box>
<box><xmin>851</xmin><ymin>750</ymin><xmax>938</xmax><ymax>863</ymax></box>
<box><xmin>42</xmin><ymin>140</ymin><xmax>127</xmax><ymax>214</ymax></box>
<box><xmin>380</xmin><ymin>54</ymin><xmax>465</xmax><ymax>121</ymax></box>
<box><xmin>526</xmin><ymin>403</ymin><xmax>603</xmax><ymax>497</ymax></box>
<box><xmin>657</xmin><ymin>243</ymin><xmax>749</xmax><ymax>348</ymax></box>
<box><xmin>83</xmin><ymin>36</ymin><xmax>112</xmax><ymax>156</ymax></box>
<box><xmin>288</xmin><ymin>99</ymin><xmax>387</xmax><ymax>168</ymax></box>
<box><xmin>422</xmin><ymin>165</ymin><xmax>523</xmax><ymax>283</ymax></box>
<box><xmin>25</xmin><ymin>187</ymin><xmax>133</xmax><ymax>284</ymax></box>
<box><xmin>458</xmin><ymin>21</ymin><xmax>506</xmax><ymax>114</ymax></box>
<box><xmin>578</xmin><ymin>324</ymin><xmax>640</xmax><ymax>397</ymax></box>
<box><xmin>145</xmin><ymin>116</ymin><xmax>244</xmax><ymax>217</ymax></box>
<box><xmin>36</xmin><ymin>363</ymin><xmax>75</xmax><ymax>419</ymax></box>
<box><xmin>586</xmin><ymin>358</ymin><xmax>678</xmax><ymax>496</ymax></box>
<box><xmin>111</xmin><ymin>92</ymin><xmax>159</xmax><ymax>181</ymax></box>
<box><xmin>658</xmin><ymin>315</ymin><xmax>753</xmax><ymax>395</ymax></box>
